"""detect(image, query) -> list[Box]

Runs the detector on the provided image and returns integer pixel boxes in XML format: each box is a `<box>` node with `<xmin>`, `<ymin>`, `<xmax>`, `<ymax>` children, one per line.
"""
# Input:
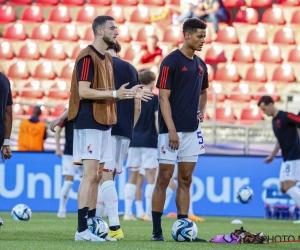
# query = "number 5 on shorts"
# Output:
<box><xmin>197</xmin><ymin>131</ymin><xmax>203</xmax><ymax>145</ymax></box>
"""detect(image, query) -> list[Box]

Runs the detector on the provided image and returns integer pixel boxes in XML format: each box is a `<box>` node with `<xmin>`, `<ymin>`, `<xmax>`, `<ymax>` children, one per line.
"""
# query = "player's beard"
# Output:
<box><xmin>103</xmin><ymin>35</ymin><xmax>116</xmax><ymax>46</ymax></box>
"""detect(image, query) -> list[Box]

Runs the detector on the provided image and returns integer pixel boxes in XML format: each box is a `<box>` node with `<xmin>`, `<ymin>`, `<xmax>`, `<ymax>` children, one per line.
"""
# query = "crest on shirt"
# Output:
<box><xmin>161</xmin><ymin>145</ymin><xmax>166</xmax><ymax>155</ymax></box>
<box><xmin>198</xmin><ymin>64</ymin><xmax>203</xmax><ymax>76</ymax></box>
<box><xmin>276</xmin><ymin>119</ymin><xmax>281</xmax><ymax>128</ymax></box>
<box><xmin>87</xmin><ymin>144</ymin><xmax>93</xmax><ymax>154</ymax></box>
<box><xmin>200</xmin><ymin>145</ymin><xmax>205</xmax><ymax>150</ymax></box>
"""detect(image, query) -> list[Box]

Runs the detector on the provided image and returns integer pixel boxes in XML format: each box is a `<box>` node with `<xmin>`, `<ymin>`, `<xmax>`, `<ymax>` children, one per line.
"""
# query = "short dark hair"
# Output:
<box><xmin>258</xmin><ymin>95</ymin><xmax>275</xmax><ymax>106</ymax></box>
<box><xmin>107</xmin><ymin>40</ymin><xmax>121</xmax><ymax>53</ymax></box>
<box><xmin>33</xmin><ymin>106</ymin><xmax>42</xmax><ymax>117</ymax></box>
<box><xmin>183</xmin><ymin>18</ymin><xmax>207</xmax><ymax>35</ymax></box>
<box><xmin>92</xmin><ymin>16</ymin><xmax>114</xmax><ymax>35</ymax></box>
<box><xmin>139</xmin><ymin>70</ymin><xmax>156</xmax><ymax>85</ymax></box>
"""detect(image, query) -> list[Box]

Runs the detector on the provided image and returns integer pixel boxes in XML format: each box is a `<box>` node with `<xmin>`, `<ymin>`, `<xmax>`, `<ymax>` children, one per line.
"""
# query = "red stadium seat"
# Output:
<box><xmin>235</xmin><ymin>8</ymin><xmax>259</xmax><ymax>24</ymax></box>
<box><xmin>117</xmin><ymin>24</ymin><xmax>132</xmax><ymax>42</ymax></box>
<box><xmin>215</xmin><ymin>26</ymin><xmax>239</xmax><ymax>44</ymax></box>
<box><xmin>115</xmin><ymin>0</ymin><xmax>138</xmax><ymax>5</ymax></box>
<box><xmin>291</xmin><ymin>9</ymin><xmax>300</xmax><ymax>24</ymax></box>
<box><xmin>30</xmin><ymin>24</ymin><xmax>53</xmax><ymax>41</ymax></box>
<box><xmin>123</xmin><ymin>45</ymin><xmax>142</xmax><ymax>61</ymax></box>
<box><xmin>136</xmin><ymin>25</ymin><xmax>156</xmax><ymax>42</ymax></box>
<box><xmin>33</xmin><ymin>61</ymin><xmax>56</xmax><ymax>80</ymax></box>
<box><xmin>129</xmin><ymin>6</ymin><xmax>151</xmax><ymax>23</ymax></box>
<box><xmin>170</xmin><ymin>0</ymin><xmax>180</xmax><ymax>4</ymax></box>
<box><xmin>205</xmin><ymin>45</ymin><xmax>227</xmax><ymax>64</ymax></box>
<box><xmin>273</xmin><ymin>27</ymin><xmax>295</xmax><ymax>45</ymax></box>
<box><xmin>250</xmin><ymin>0</ymin><xmax>272</xmax><ymax>7</ymax></box>
<box><xmin>21</xmin><ymin>6</ymin><xmax>44</xmax><ymax>22</ymax></box>
<box><xmin>223</xmin><ymin>0</ymin><xmax>246</xmax><ymax>8</ymax></box>
<box><xmin>208</xmin><ymin>82</ymin><xmax>226</xmax><ymax>102</ymax></box>
<box><xmin>12</xmin><ymin>104</ymin><xmax>25</xmax><ymax>117</ymax></box>
<box><xmin>232</xmin><ymin>45</ymin><xmax>255</xmax><ymax>63</ymax></box>
<box><xmin>18</xmin><ymin>42</ymin><xmax>40</xmax><ymax>60</ymax></box>
<box><xmin>10</xmin><ymin>80</ymin><xmax>18</xmax><ymax>99</ymax></box>
<box><xmin>105</xmin><ymin>6</ymin><xmax>126</xmax><ymax>23</ymax></box>
<box><xmin>47</xmin><ymin>81</ymin><xmax>70</xmax><ymax>99</ymax></box>
<box><xmin>207</xmin><ymin>64</ymin><xmax>214</xmax><ymax>82</ymax></box>
<box><xmin>246</xmin><ymin>27</ymin><xmax>268</xmax><ymax>45</ymax></box>
<box><xmin>48</xmin><ymin>5</ymin><xmax>71</xmax><ymax>23</ymax></box>
<box><xmin>162</xmin><ymin>25</ymin><xmax>184</xmax><ymax>45</ymax></box>
<box><xmin>71</xmin><ymin>43</ymin><xmax>88</xmax><ymax>59</ymax></box>
<box><xmin>0</xmin><ymin>41</ymin><xmax>14</xmax><ymax>59</ymax></box>
<box><xmin>277</xmin><ymin>0</ymin><xmax>299</xmax><ymax>6</ymax></box>
<box><xmin>214</xmin><ymin>63</ymin><xmax>240</xmax><ymax>82</ymax></box>
<box><xmin>44</xmin><ymin>43</ymin><xmax>67</xmax><ymax>60</ymax></box>
<box><xmin>75</xmin><ymin>5</ymin><xmax>98</xmax><ymax>23</ymax></box>
<box><xmin>205</xmin><ymin>28</ymin><xmax>212</xmax><ymax>44</ymax></box>
<box><xmin>287</xmin><ymin>46</ymin><xmax>300</xmax><ymax>63</ymax></box>
<box><xmin>215</xmin><ymin>107</ymin><xmax>236</xmax><ymax>122</ymax></box>
<box><xmin>3</xmin><ymin>23</ymin><xmax>27</xmax><ymax>40</ymax></box>
<box><xmin>20</xmin><ymin>81</ymin><xmax>44</xmax><ymax>99</ymax></box>
<box><xmin>26</xmin><ymin>105</ymin><xmax>51</xmax><ymax>116</ymax></box>
<box><xmin>245</xmin><ymin>63</ymin><xmax>267</xmax><ymax>82</ymax></box>
<box><xmin>62</xmin><ymin>0</ymin><xmax>85</xmax><ymax>5</ymax></box>
<box><xmin>240</xmin><ymin>107</ymin><xmax>263</xmax><ymax>121</ymax></box>
<box><xmin>0</xmin><ymin>6</ymin><xmax>16</xmax><ymax>23</ymax></box>
<box><xmin>142</xmin><ymin>0</ymin><xmax>165</xmax><ymax>6</ymax></box>
<box><xmin>59</xmin><ymin>62</ymin><xmax>75</xmax><ymax>79</ymax></box>
<box><xmin>88</xmin><ymin>0</ymin><xmax>112</xmax><ymax>5</ymax></box>
<box><xmin>261</xmin><ymin>7</ymin><xmax>286</xmax><ymax>25</ymax></box>
<box><xmin>254</xmin><ymin>83</ymin><xmax>279</xmax><ymax>101</ymax></box>
<box><xmin>83</xmin><ymin>28</ymin><xmax>93</xmax><ymax>41</ymax></box>
<box><xmin>7</xmin><ymin>61</ymin><xmax>30</xmax><ymax>79</ymax></box>
<box><xmin>227</xmin><ymin>83</ymin><xmax>252</xmax><ymax>102</ymax></box>
<box><xmin>52</xmin><ymin>104</ymin><xmax>68</xmax><ymax>117</ymax></box>
<box><xmin>8</xmin><ymin>0</ymin><xmax>32</xmax><ymax>4</ymax></box>
<box><xmin>272</xmin><ymin>63</ymin><xmax>295</xmax><ymax>82</ymax></box>
<box><xmin>56</xmin><ymin>24</ymin><xmax>79</xmax><ymax>41</ymax></box>
<box><xmin>260</xmin><ymin>45</ymin><xmax>283</xmax><ymax>63</ymax></box>
<box><xmin>36</xmin><ymin>0</ymin><xmax>59</xmax><ymax>4</ymax></box>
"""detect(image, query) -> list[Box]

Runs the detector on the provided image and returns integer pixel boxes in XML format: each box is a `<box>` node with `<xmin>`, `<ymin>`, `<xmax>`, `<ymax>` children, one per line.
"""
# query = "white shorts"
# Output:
<box><xmin>279</xmin><ymin>159</ymin><xmax>300</xmax><ymax>182</ymax></box>
<box><xmin>157</xmin><ymin>123</ymin><xmax>205</xmax><ymax>164</ymax></box>
<box><xmin>62</xmin><ymin>155</ymin><xmax>83</xmax><ymax>177</ymax></box>
<box><xmin>126</xmin><ymin>147</ymin><xmax>158</xmax><ymax>170</ymax></box>
<box><xmin>103</xmin><ymin>135</ymin><xmax>130</xmax><ymax>174</ymax></box>
<box><xmin>73</xmin><ymin>129</ymin><xmax>112</xmax><ymax>165</ymax></box>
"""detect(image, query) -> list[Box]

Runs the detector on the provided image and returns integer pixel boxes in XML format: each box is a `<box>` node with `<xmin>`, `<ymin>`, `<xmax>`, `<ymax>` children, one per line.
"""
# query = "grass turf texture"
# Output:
<box><xmin>0</xmin><ymin>213</ymin><xmax>299</xmax><ymax>249</ymax></box>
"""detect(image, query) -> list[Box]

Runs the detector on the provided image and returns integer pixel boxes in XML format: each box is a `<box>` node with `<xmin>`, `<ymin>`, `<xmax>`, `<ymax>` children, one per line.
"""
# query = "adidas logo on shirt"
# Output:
<box><xmin>182</xmin><ymin>66</ymin><xmax>187</xmax><ymax>71</ymax></box>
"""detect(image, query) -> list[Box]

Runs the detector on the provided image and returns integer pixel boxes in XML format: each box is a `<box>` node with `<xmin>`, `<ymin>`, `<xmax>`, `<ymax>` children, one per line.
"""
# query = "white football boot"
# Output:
<box><xmin>74</xmin><ymin>229</ymin><xmax>105</xmax><ymax>242</ymax></box>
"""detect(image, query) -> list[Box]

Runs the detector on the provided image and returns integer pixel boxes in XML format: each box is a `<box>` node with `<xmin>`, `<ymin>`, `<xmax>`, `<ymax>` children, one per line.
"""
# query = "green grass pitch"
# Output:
<box><xmin>0</xmin><ymin>212</ymin><xmax>300</xmax><ymax>250</ymax></box>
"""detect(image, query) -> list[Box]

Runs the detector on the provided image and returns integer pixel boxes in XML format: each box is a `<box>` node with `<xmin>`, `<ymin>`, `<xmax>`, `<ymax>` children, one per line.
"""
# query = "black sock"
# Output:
<box><xmin>88</xmin><ymin>208</ymin><xmax>96</xmax><ymax>218</ymax></box>
<box><xmin>109</xmin><ymin>225</ymin><xmax>120</xmax><ymax>231</ymax></box>
<box><xmin>177</xmin><ymin>214</ymin><xmax>188</xmax><ymax>219</ymax></box>
<box><xmin>78</xmin><ymin>207</ymin><xmax>89</xmax><ymax>233</ymax></box>
<box><xmin>152</xmin><ymin>211</ymin><xmax>163</xmax><ymax>234</ymax></box>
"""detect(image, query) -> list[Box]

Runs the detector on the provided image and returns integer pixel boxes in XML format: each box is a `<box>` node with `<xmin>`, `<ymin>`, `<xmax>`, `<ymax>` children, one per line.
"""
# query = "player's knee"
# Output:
<box><xmin>157</xmin><ymin>172</ymin><xmax>172</xmax><ymax>187</ymax></box>
<box><xmin>178</xmin><ymin>175</ymin><xmax>192</xmax><ymax>188</ymax></box>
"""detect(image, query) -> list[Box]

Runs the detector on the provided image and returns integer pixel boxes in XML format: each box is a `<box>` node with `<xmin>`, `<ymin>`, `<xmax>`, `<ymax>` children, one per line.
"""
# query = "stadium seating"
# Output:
<box><xmin>272</xmin><ymin>63</ymin><xmax>296</xmax><ymax>82</ymax></box>
<box><xmin>207</xmin><ymin>64</ymin><xmax>214</xmax><ymax>82</ymax></box>
<box><xmin>0</xmin><ymin>41</ymin><xmax>14</xmax><ymax>59</ymax></box>
<box><xmin>142</xmin><ymin>0</ymin><xmax>165</xmax><ymax>6</ymax></box>
<box><xmin>105</xmin><ymin>6</ymin><xmax>126</xmax><ymax>23</ymax></box>
<box><xmin>249</xmin><ymin>0</ymin><xmax>272</xmax><ymax>8</ymax></box>
<box><xmin>115</xmin><ymin>0</ymin><xmax>138</xmax><ymax>6</ymax></box>
<box><xmin>240</xmin><ymin>107</ymin><xmax>263</xmax><ymax>122</ymax></box>
<box><xmin>71</xmin><ymin>44</ymin><xmax>88</xmax><ymax>59</ymax></box>
<box><xmin>261</xmin><ymin>7</ymin><xmax>286</xmax><ymax>25</ymax></box>
<box><xmin>208</xmin><ymin>82</ymin><xmax>226</xmax><ymax>102</ymax></box>
<box><xmin>10</xmin><ymin>80</ymin><xmax>18</xmax><ymax>98</ymax></box>
<box><xmin>245</xmin><ymin>63</ymin><xmax>268</xmax><ymax>82</ymax></box>
<box><xmin>30</xmin><ymin>24</ymin><xmax>53</xmax><ymax>41</ymax></box>
<box><xmin>75</xmin><ymin>5</ymin><xmax>98</xmax><ymax>23</ymax></box>
<box><xmin>260</xmin><ymin>46</ymin><xmax>283</xmax><ymax>63</ymax></box>
<box><xmin>46</xmin><ymin>81</ymin><xmax>70</xmax><ymax>99</ymax></box>
<box><xmin>290</xmin><ymin>9</ymin><xmax>300</xmax><ymax>24</ymax></box>
<box><xmin>277</xmin><ymin>0</ymin><xmax>300</xmax><ymax>6</ymax></box>
<box><xmin>169</xmin><ymin>0</ymin><xmax>180</xmax><ymax>5</ymax></box>
<box><xmin>7</xmin><ymin>61</ymin><xmax>30</xmax><ymax>79</ymax></box>
<box><xmin>117</xmin><ymin>24</ymin><xmax>132</xmax><ymax>42</ymax></box>
<box><xmin>223</xmin><ymin>0</ymin><xmax>246</xmax><ymax>8</ymax></box>
<box><xmin>232</xmin><ymin>45</ymin><xmax>255</xmax><ymax>63</ymax></box>
<box><xmin>287</xmin><ymin>46</ymin><xmax>300</xmax><ymax>62</ymax></box>
<box><xmin>129</xmin><ymin>6</ymin><xmax>151</xmax><ymax>23</ymax></box>
<box><xmin>36</xmin><ymin>0</ymin><xmax>59</xmax><ymax>4</ymax></box>
<box><xmin>56</xmin><ymin>24</ymin><xmax>79</xmax><ymax>41</ymax></box>
<box><xmin>215</xmin><ymin>107</ymin><xmax>236</xmax><ymax>122</ymax></box>
<box><xmin>245</xmin><ymin>27</ymin><xmax>268</xmax><ymax>44</ymax></box>
<box><xmin>88</xmin><ymin>0</ymin><xmax>112</xmax><ymax>5</ymax></box>
<box><xmin>215</xmin><ymin>26</ymin><xmax>239</xmax><ymax>44</ymax></box>
<box><xmin>136</xmin><ymin>25</ymin><xmax>155</xmax><ymax>42</ymax></box>
<box><xmin>33</xmin><ymin>61</ymin><xmax>56</xmax><ymax>80</ymax></box>
<box><xmin>12</xmin><ymin>104</ymin><xmax>25</xmax><ymax>117</ymax></box>
<box><xmin>123</xmin><ymin>45</ymin><xmax>142</xmax><ymax>61</ymax></box>
<box><xmin>52</xmin><ymin>104</ymin><xmax>67</xmax><ymax>117</ymax></box>
<box><xmin>17</xmin><ymin>42</ymin><xmax>41</xmax><ymax>60</ymax></box>
<box><xmin>3</xmin><ymin>23</ymin><xmax>27</xmax><ymax>40</ymax></box>
<box><xmin>0</xmin><ymin>6</ymin><xmax>16</xmax><ymax>23</ymax></box>
<box><xmin>44</xmin><ymin>43</ymin><xmax>67</xmax><ymax>60</ymax></box>
<box><xmin>205</xmin><ymin>28</ymin><xmax>212</xmax><ymax>44</ymax></box>
<box><xmin>61</xmin><ymin>0</ymin><xmax>85</xmax><ymax>5</ymax></box>
<box><xmin>20</xmin><ymin>81</ymin><xmax>44</xmax><ymax>99</ymax></box>
<box><xmin>21</xmin><ymin>6</ymin><xmax>44</xmax><ymax>22</ymax></box>
<box><xmin>59</xmin><ymin>62</ymin><xmax>75</xmax><ymax>79</ymax></box>
<box><xmin>48</xmin><ymin>5</ymin><xmax>71</xmax><ymax>23</ymax></box>
<box><xmin>83</xmin><ymin>28</ymin><xmax>94</xmax><ymax>41</ymax></box>
<box><xmin>235</xmin><ymin>8</ymin><xmax>259</xmax><ymax>24</ymax></box>
<box><xmin>205</xmin><ymin>45</ymin><xmax>227</xmax><ymax>64</ymax></box>
<box><xmin>8</xmin><ymin>0</ymin><xmax>32</xmax><ymax>4</ymax></box>
<box><xmin>26</xmin><ymin>105</ymin><xmax>51</xmax><ymax>116</ymax></box>
<box><xmin>273</xmin><ymin>27</ymin><xmax>295</xmax><ymax>45</ymax></box>
<box><xmin>254</xmin><ymin>83</ymin><xmax>279</xmax><ymax>101</ymax></box>
<box><xmin>214</xmin><ymin>64</ymin><xmax>240</xmax><ymax>82</ymax></box>
<box><xmin>162</xmin><ymin>25</ymin><xmax>184</xmax><ymax>45</ymax></box>
<box><xmin>227</xmin><ymin>83</ymin><xmax>252</xmax><ymax>102</ymax></box>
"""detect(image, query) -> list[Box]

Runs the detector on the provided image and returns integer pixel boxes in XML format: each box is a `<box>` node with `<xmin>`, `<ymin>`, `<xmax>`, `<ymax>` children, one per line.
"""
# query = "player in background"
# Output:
<box><xmin>258</xmin><ymin>96</ymin><xmax>300</xmax><ymax>224</ymax></box>
<box><xmin>124</xmin><ymin>70</ymin><xmax>158</xmax><ymax>222</ymax></box>
<box><xmin>55</xmin><ymin>117</ymin><xmax>83</xmax><ymax>218</ymax></box>
<box><xmin>96</xmin><ymin>42</ymin><xmax>153</xmax><ymax>240</ymax></box>
<box><xmin>151</xmin><ymin>18</ymin><xmax>208</xmax><ymax>242</ymax></box>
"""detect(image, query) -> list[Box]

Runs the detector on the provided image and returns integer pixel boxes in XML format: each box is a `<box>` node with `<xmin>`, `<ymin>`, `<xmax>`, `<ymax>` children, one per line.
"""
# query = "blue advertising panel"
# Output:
<box><xmin>0</xmin><ymin>153</ymin><xmax>284</xmax><ymax>217</ymax></box>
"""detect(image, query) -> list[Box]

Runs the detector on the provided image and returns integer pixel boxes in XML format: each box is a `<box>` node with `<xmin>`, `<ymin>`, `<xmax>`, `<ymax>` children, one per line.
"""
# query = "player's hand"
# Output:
<box><xmin>169</xmin><ymin>130</ymin><xmax>179</xmax><ymax>150</ymax></box>
<box><xmin>264</xmin><ymin>155</ymin><xmax>274</xmax><ymax>164</ymax></box>
<box><xmin>1</xmin><ymin>145</ymin><xmax>12</xmax><ymax>162</ymax></box>
<box><xmin>197</xmin><ymin>110</ymin><xmax>204</xmax><ymax>123</ymax></box>
<box><xmin>49</xmin><ymin>117</ymin><xmax>61</xmax><ymax>132</ymax></box>
<box><xmin>134</xmin><ymin>86</ymin><xmax>154</xmax><ymax>102</ymax></box>
<box><xmin>55</xmin><ymin>148</ymin><xmax>63</xmax><ymax>157</ymax></box>
<box><xmin>116</xmin><ymin>83</ymin><xmax>137</xmax><ymax>100</ymax></box>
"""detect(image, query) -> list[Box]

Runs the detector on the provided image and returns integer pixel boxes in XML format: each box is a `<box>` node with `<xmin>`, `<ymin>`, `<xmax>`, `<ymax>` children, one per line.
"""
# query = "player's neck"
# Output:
<box><xmin>179</xmin><ymin>45</ymin><xmax>195</xmax><ymax>59</ymax></box>
<box><xmin>91</xmin><ymin>40</ymin><xmax>108</xmax><ymax>55</ymax></box>
<box><xmin>273</xmin><ymin>108</ymin><xmax>279</xmax><ymax>118</ymax></box>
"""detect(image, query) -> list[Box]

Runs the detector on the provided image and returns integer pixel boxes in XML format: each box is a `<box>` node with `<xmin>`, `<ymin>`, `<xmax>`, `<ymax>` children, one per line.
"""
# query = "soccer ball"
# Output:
<box><xmin>171</xmin><ymin>218</ymin><xmax>198</xmax><ymax>242</ymax></box>
<box><xmin>87</xmin><ymin>216</ymin><xmax>109</xmax><ymax>239</ymax></box>
<box><xmin>237</xmin><ymin>186</ymin><xmax>253</xmax><ymax>204</ymax></box>
<box><xmin>11</xmin><ymin>204</ymin><xmax>32</xmax><ymax>221</ymax></box>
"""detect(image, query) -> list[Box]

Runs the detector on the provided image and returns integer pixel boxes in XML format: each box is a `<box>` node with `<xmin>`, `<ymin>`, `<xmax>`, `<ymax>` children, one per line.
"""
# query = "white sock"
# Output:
<box><xmin>96</xmin><ymin>184</ymin><xmax>105</xmax><ymax>217</ymax></box>
<box><xmin>101</xmin><ymin>180</ymin><xmax>120</xmax><ymax>227</ymax></box>
<box><xmin>164</xmin><ymin>187</ymin><xmax>174</xmax><ymax>210</ymax></box>
<box><xmin>124</xmin><ymin>183</ymin><xmax>136</xmax><ymax>216</ymax></box>
<box><xmin>135</xmin><ymin>200</ymin><xmax>144</xmax><ymax>218</ymax></box>
<box><xmin>188</xmin><ymin>184</ymin><xmax>194</xmax><ymax>215</ymax></box>
<box><xmin>286</xmin><ymin>186</ymin><xmax>300</xmax><ymax>207</ymax></box>
<box><xmin>145</xmin><ymin>184</ymin><xmax>155</xmax><ymax>217</ymax></box>
<box><xmin>59</xmin><ymin>180</ymin><xmax>73</xmax><ymax>213</ymax></box>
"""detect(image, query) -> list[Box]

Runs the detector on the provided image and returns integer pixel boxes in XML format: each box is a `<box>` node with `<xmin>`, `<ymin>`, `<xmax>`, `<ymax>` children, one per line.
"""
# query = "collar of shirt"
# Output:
<box><xmin>29</xmin><ymin>116</ymin><xmax>39</xmax><ymax>123</ymax></box>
